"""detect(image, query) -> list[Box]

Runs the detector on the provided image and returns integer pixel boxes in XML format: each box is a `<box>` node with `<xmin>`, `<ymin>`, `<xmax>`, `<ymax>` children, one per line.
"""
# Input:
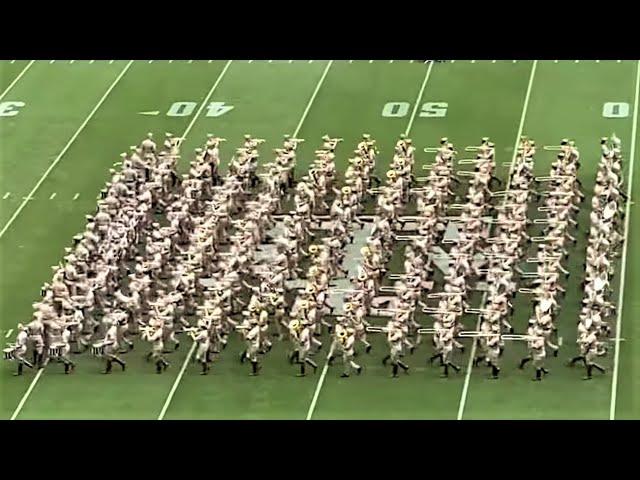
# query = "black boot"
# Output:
<box><xmin>104</xmin><ymin>360</ymin><xmax>113</xmax><ymax>374</ymax></box>
<box><xmin>250</xmin><ymin>361</ymin><xmax>259</xmax><ymax>376</ymax></box>
<box><xmin>240</xmin><ymin>350</ymin><xmax>247</xmax><ymax>363</ymax></box>
<box><xmin>491</xmin><ymin>365</ymin><xmax>500</xmax><ymax>379</ymax></box>
<box><xmin>156</xmin><ymin>360</ymin><xmax>163</xmax><ymax>374</ymax></box>
<box><xmin>399</xmin><ymin>361</ymin><xmax>409</xmax><ymax>373</ymax></box>
<box><xmin>533</xmin><ymin>368</ymin><xmax>542</xmax><ymax>381</ymax></box>
<box><xmin>441</xmin><ymin>364</ymin><xmax>449</xmax><ymax>378</ymax></box>
<box><xmin>289</xmin><ymin>350</ymin><xmax>299</xmax><ymax>364</ymax></box>
<box><xmin>593</xmin><ymin>363</ymin><xmax>605</xmax><ymax>374</ymax></box>
<box><xmin>14</xmin><ymin>363</ymin><xmax>23</xmax><ymax>376</ymax></box>
<box><xmin>297</xmin><ymin>363</ymin><xmax>306</xmax><ymax>377</ymax></box>
<box><xmin>583</xmin><ymin>365</ymin><xmax>593</xmax><ymax>380</ymax></box>
<box><xmin>64</xmin><ymin>362</ymin><xmax>70</xmax><ymax>374</ymax></box>
<box><xmin>449</xmin><ymin>362</ymin><xmax>461</xmax><ymax>373</ymax></box>
<box><xmin>306</xmin><ymin>358</ymin><xmax>318</xmax><ymax>373</ymax></box>
<box><xmin>116</xmin><ymin>358</ymin><xmax>126</xmax><ymax>371</ymax></box>
<box><xmin>392</xmin><ymin>363</ymin><xmax>399</xmax><ymax>378</ymax></box>
<box><xmin>519</xmin><ymin>357</ymin><xmax>531</xmax><ymax>369</ymax></box>
<box><xmin>382</xmin><ymin>354</ymin><xmax>390</xmax><ymax>366</ymax></box>
<box><xmin>201</xmin><ymin>362</ymin><xmax>208</xmax><ymax>375</ymax></box>
<box><xmin>327</xmin><ymin>355</ymin><xmax>334</xmax><ymax>366</ymax></box>
<box><xmin>365</xmin><ymin>344</ymin><xmax>372</xmax><ymax>354</ymax></box>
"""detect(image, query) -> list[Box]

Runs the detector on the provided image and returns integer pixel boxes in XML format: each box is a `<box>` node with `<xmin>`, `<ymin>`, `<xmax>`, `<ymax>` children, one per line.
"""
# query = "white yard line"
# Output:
<box><xmin>158</xmin><ymin>60</ymin><xmax>336</xmax><ymax>420</ymax></box>
<box><xmin>8</xmin><ymin>61</ymin><xmax>134</xmax><ymax>420</ymax></box>
<box><xmin>0</xmin><ymin>60</ymin><xmax>134</xmax><ymax>241</ymax></box>
<box><xmin>0</xmin><ymin>60</ymin><xmax>35</xmax><ymax>102</ymax></box>
<box><xmin>404</xmin><ymin>61</ymin><xmax>435</xmax><ymax>136</ymax></box>
<box><xmin>292</xmin><ymin>61</ymin><xmax>333</xmax><ymax>137</ymax></box>
<box><xmin>162</xmin><ymin>59</ymin><xmax>318</xmax><ymax>420</ymax></box>
<box><xmin>609</xmin><ymin>59</ymin><xmax>640</xmax><ymax>420</ymax></box>
<box><xmin>306</xmin><ymin>62</ymin><xmax>436</xmax><ymax>420</ymax></box>
<box><xmin>177</xmin><ymin>60</ymin><xmax>233</xmax><ymax>146</ymax></box>
<box><xmin>10</xmin><ymin>370</ymin><xmax>43</xmax><ymax>420</ymax></box>
<box><xmin>456</xmin><ymin>60</ymin><xmax>538</xmax><ymax>420</ymax></box>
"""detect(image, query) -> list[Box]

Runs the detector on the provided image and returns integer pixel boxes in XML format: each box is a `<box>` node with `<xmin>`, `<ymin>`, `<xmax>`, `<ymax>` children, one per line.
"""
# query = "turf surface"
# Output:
<box><xmin>0</xmin><ymin>59</ymin><xmax>637</xmax><ymax>419</ymax></box>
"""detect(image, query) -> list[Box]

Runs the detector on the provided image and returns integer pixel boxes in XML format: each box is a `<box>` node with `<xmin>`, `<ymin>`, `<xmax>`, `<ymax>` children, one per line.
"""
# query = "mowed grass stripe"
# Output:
<box><xmin>164</xmin><ymin>61</ymin><xmax>430</xmax><ymax>420</ymax></box>
<box><xmin>309</xmin><ymin>60</ymin><xmax>534</xmax><ymax>419</ymax></box>
<box><xmin>461</xmin><ymin>60</ymin><xmax>637</xmax><ymax>420</ymax></box>
<box><xmin>160</xmin><ymin>60</ymin><xmax>340</xmax><ymax>419</ymax></box>
<box><xmin>0</xmin><ymin>60</ymin><xmax>33</xmax><ymax>97</ymax></box>
<box><xmin>1</xmin><ymin>61</ymin><xmax>230</xmax><ymax>420</ymax></box>
<box><xmin>0</xmin><ymin>61</ymin><xmax>132</xmax><ymax>225</ymax></box>
<box><xmin>613</xmin><ymin>60</ymin><xmax>640</xmax><ymax>420</ymax></box>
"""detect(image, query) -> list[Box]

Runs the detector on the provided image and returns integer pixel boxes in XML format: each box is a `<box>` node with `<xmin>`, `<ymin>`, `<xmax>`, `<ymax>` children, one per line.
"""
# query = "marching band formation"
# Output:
<box><xmin>3</xmin><ymin>129</ymin><xmax>627</xmax><ymax>382</ymax></box>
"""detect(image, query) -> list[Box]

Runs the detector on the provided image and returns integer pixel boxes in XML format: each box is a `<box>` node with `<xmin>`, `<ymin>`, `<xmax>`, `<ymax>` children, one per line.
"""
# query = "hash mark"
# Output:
<box><xmin>169</xmin><ymin>60</ymin><xmax>173</xmax><ymax>63</ymax></box>
<box><xmin>49</xmin><ymin>193</ymin><xmax>56</xmax><ymax>200</ymax></box>
<box><xmin>5</xmin><ymin>329</ymin><xmax>13</xmax><ymax>338</ymax></box>
<box><xmin>288</xmin><ymin>60</ymin><xmax>293</xmax><ymax>63</ymax></box>
<box><xmin>148</xmin><ymin>60</ymin><xmax>153</xmax><ymax>63</ymax></box>
<box><xmin>89</xmin><ymin>60</ymin><xmax>95</xmax><ymax>64</ymax></box>
<box><xmin>309</xmin><ymin>60</ymin><xmax>314</xmax><ymax>63</ymax></box>
<box><xmin>471</xmin><ymin>60</ymin><xmax>476</xmax><ymax>63</ymax></box>
<box><xmin>70</xmin><ymin>60</ymin><xmax>75</xmax><ymax>64</ymax></box>
<box><xmin>188</xmin><ymin>60</ymin><xmax>193</xmax><ymax>63</ymax></box>
<box><xmin>3</xmin><ymin>192</ymin><xmax>10</xmax><ymax>199</ymax></box>
<box><xmin>248</xmin><ymin>60</ymin><xmax>253</xmax><ymax>63</ymax></box>
<box><xmin>109</xmin><ymin>60</ymin><xmax>114</xmax><ymax>64</ymax></box>
<box><xmin>49</xmin><ymin>60</ymin><xmax>55</xmax><ymax>64</ymax></box>
<box><xmin>368</xmin><ymin>60</ymin><xmax>373</xmax><ymax>63</ymax></box>
<box><xmin>208</xmin><ymin>60</ymin><xmax>212</xmax><ymax>63</ymax></box>
<box><xmin>268</xmin><ymin>60</ymin><xmax>273</xmax><ymax>63</ymax></box>
<box><xmin>10</xmin><ymin>60</ymin><xmax>15</xmax><ymax>64</ymax></box>
<box><xmin>73</xmin><ymin>193</ymin><xmax>80</xmax><ymax>200</ymax></box>
<box><xmin>492</xmin><ymin>60</ymin><xmax>497</xmax><ymax>63</ymax></box>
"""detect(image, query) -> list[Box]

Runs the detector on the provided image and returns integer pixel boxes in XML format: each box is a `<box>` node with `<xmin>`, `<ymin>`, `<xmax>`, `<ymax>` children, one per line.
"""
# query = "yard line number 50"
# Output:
<box><xmin>381</xmin><ymin>101</ymin><xmax>448</xmax><ymax>118</ymax></box>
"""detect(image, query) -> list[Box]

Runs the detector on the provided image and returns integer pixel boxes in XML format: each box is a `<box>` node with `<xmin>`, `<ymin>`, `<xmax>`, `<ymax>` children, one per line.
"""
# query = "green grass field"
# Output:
<box><xmin>0</xmin><ymin>59</ymin><xmax>638</xmax><ymax>420</ymax></box>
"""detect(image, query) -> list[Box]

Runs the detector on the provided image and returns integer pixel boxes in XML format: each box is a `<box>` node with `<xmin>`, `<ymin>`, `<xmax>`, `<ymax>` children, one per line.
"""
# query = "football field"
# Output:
<box><xmin>0</xmin><ymin>59</ymin><xmax>638</xmax><ymax>420</ymax></box>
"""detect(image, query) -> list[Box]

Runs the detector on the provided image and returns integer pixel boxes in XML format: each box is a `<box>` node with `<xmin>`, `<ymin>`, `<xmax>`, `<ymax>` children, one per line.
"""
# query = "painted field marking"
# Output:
<box><xmin>188</xmin><ymin>60</ymin><xmax>193</xmax><ymax>63</ymax></box>
<box><xmin>3</xmin><ymin>193</ymin><xmax>10</xmax><ymax>200</ymax></box>
<box><xmin>169</xmin><ymin>60</ymin><xmax>173</xmax><ymax>63</ymax></box>
<box><xmin>248</xmin><ymin>60</ymin><xmax>253</xmax><ymax>63</ymax></box>
<box><xmin>288</xmin><ymin>60</ymin><xmax>293</xmax><ymax>63</ymax></box>
<box><xmin>159</xmin><ymin>60</ymin><xmax>334</xmax><ymax>421</ymax></box>
<box><xmin>49</xmin><ymin>193</ymin><xmax>56</xmax><ymax>200</ymax></box>
<box><xmin>492</xmin><ymin>60</ymin><xmax>497</xmax><ymax>63</ymax></box>
<box><xmin>109</xmin><ymin>60</ymin><xmax>114</xmax><ymax>64</ymax></box>
<box><xmin>148</xmin><ymin>60</ymin><xmax>153</xmax><ymax>64</ymax></box>
<box><xmin>49</xmin><ymin>60</ymin><xmax>55</xmax><ymax>64</ymax></box>
<box><xmin>0</xmin><ymin>60</ymin><xmax>35</xmax><ymax>102</ymax></box>
<box><xmin>7</xmin><ymin>62</ymin><xmax>136</xmax><ymax>420</ymax></box>
<box><xmin>11</xmin><ymin>370</ymin><xmax>43</xmax><ymax>420</ymax></box>
<box><xmin>89</xmin><ymin>60</ymin><xmax>95</xmax><ymax>64</ymax></box>
<box><xmin>72</xmin><ymin>193</ymin><xmax>79</xmax><ymax>200</ymax></box>
<box><xmin>6</xmin><ymin>329</ymin><xmax>13</xmax><ymax>338</ymax></box>
<box><xmin>457</xmin><ymin>60</ymin><xmax>538</xmax><ymax>421</ymax></box>
<box><xmin>268</xmin><ymin>60</ymin><xmax>273</xmax><ymax>63</ymax></box>
<box><xmin>471</xmin><ymin>60</ymin><xmax>476</xmax><ymax>63</ymax></box>
<box><xmin>610</xmin><ymin>59</ymin><xmax>640</xmax><ymax>420</ymax></box>
<box><xmin>0</xmin><ymin>60</ymin><xmax>134</xmax><ymax>241</ymax></box>
<box><xmin>309</xmin><ymin>60</ymin><xmax>314</xmax><ymax>63</ymax></box>
<box><xmin>368</xmin><ymin>60</ymin><xmax>373</xmax><ymax>63</ymax></box>
<box><xmin>307</xmin><ymin>61</ymin><xmax>436</xmax><ymax>421</ymax></box>
<box><xmin>208</xmin><ymin>60</ymin><xmax>212</xmax><ymax>63</ymax></box>
<box><xmin>10</xmin><ymin>60</ymin><xmax>15</xmax><ymax>64</ymax></box>
<box><xmin>69</xmin><ymin>60</ymin><xmax>75</xmax><ymax>64</ymax></box>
